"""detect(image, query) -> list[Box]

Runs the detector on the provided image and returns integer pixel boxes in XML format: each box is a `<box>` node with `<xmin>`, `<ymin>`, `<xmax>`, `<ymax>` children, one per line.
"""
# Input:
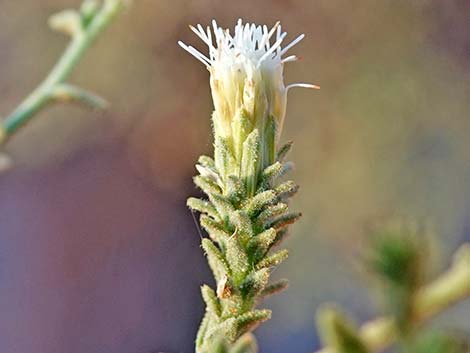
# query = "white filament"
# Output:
<box><xmin>178</xmin><ymin>19</ymin><xmax>318</xmax><ymax>90</ymax></box>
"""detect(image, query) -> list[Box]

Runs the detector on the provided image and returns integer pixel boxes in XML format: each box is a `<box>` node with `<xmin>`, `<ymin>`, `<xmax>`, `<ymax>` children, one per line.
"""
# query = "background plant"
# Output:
<box><xmin>315</xmin><ymin>223</ymin><xmax>469</xmax><ymax>353</ymax></box>
<box><xmin>0</xmin><ymin>0</ymin><xmax>126</xmax><ymax>168</ymax></box>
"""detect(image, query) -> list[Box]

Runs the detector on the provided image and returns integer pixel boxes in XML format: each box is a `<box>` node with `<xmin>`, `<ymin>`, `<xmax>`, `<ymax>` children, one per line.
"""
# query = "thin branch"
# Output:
<box><xmin>0</xmin><ymin>0</ymin><xmax>125</xmax><ymax>145</ymax></box>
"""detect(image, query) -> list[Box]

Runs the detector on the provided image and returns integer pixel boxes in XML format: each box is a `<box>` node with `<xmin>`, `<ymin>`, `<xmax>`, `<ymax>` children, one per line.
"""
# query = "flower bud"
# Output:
<box><xmin>180</xmin><ymin>20</ymin><xmax>318</xmax><ymax>189</ymax></box>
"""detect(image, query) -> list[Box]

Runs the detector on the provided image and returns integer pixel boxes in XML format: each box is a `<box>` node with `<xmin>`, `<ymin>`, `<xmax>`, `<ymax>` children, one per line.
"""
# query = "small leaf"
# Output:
<box><xmin>247</xmin><ymin>228</ymin><xmax>277</xmax><ymax>262</ymax></box>
<box><xmin>231</xmin><ymin>109</ymin><xmax>254</xmax><ymax>161</ymax></box>
<box><xmin>258</xmin><ymin>161</ymin><xmax>294</xmax><ymax>191</ymax></box>
<box><xmin>265</xmin><ymin>212</ymin><xmax>302</xmax><ymax>231</ymax></box>
<box><xmin>196</xmin><ymin>164</ymin><xmax>222</xmax><ymax>185</ymax></box>
<box><xmin>188</xmin><ymin>197</ymin><xmax>219</xmax><ymax>219</ymax></box>
<box><xmin>258</xmin><ymin>203</ymin><xmax>288</xmax><ymax>223</ymax></box>
<box><xmin>215</xmin><ymin>136</ymin><xmax>236</xmax><ymax>182</ymax></box>
<box><xmin>199</xmin><ymin>335</ymin><xmax>229</xmax><ymax>353</ymax></box>
<box><xmin>275</xmin><ymin>180</ymin><xmax>299</xmax><ymax>200</ymax></box>
<box><xmin>80</xmin><ymin>0</ymin><xmax>99</xmax><ymax>27</ymax></box>
<box><xmin>198</xmin><ymin>155</ymin><xmax>216</xmax><ymax>169</ymax></box>
<box><xmin>202</xmin><ymin>239</ymin><xmax>231</xmax><ymax>282</ymax></box>
<box><xmin>49</xmin><ymin>9</ymin><xmax>83</xmax><ymax>37</ymax></box>
<box><xmin>261</xmin><ymin>162</ymin><xmax>283</xmax><ymax>182</ymax></box>
<box><xmin>229</xmin><ymin>333</ymin><xmax>258</xmax><ymax>353</ymax></box>
<box><xmin>369</xmin><ymin>234</ymin><xmax>422</xmax><ymax>287</ymax></box>
<box><xmin>226</xmin><ymin>236</ymin><xmax>249</xmax><ymax>283</ymax></box>
<box><xmin>316</xmin><ymin>305</ymin><xmax>370</xmax><ymax>353</ymax></box>
<box><xmin>229</xmin><ymin>210</ymin><xmax>254</xmax><ymax>239</ymax></box>
<box><xmin>260</xmin><ymin>279</ymin><xmax>289</xmax><ymax>298</ymax></box>
<box><xmin>262</xmin><ymin>115</ymin><xmax>277</xmax><ymax>168</ymax></box>
<box><xmin>239</xmin><ymin>268</ymin><xmax>270</xmax><ymax>298</ymax></box>
<box><xmin>201</xmin><ymin>284</ymin><xmax>221</xmax><ymax>317</ymax></box>
<box><xmin>211</xmin><ymin>339</ymin><xmax>229</xmax><ymax>353</ymax></box>
<box><xmin>235</xmin><ymin>309</ymin><xmax>272</xmax><ymax>336</ymax></box>
<box><xmin>243</xmin><ymin>190</ymin><xmax>277</xmax><ymax>217</ymax></box>
<box><xmin>226</xmin><ymin>175</ymin><xmax>246</xmax><ymax>204</ymax></box>
<box><xmin>194</xmin><ymin>175</ymin><xmax>223</xmax><ymax>196</ymax></box>
<box><xmin>206</xmin><ymin>317</ymin><xmax>238</xmax><ymax>343</ymax></box>
<box><xmin>256</xmin><ymin>249</ymin><xmax>288</xmax><ymax>270</ymax></box>
<box><xmin>271</xmin><ymin>228</ymin><xmax>290</xmax><ymax>247</ymax></box>
<box><xmin>367</xmin><ymin>231</ymin><xmax>424</xmax><ymax>332</ymax></box>
<box><xmin>52</xmin><ymin>84</ymin><xmax>109</xmax><ymax>110</ymax></box>
<box><xmin>196</xmin><ymin>311</ymin><xmax>211</xmax><ymax>350</ymax></box>
<box><xmin>209</xmin><ymin>193</ymin><xmax>235</xmax><ymax>221</ymax></box>
<box><xmin>276</xmin><ymin>141</ymin><xmax>293</xmax><ymax>161</ymax></box>
<box><xmin>200</xmin><ymin>215</ymin><xmax>230</xmax><ymax>246</ymax></box>
<box><xmin>241</xmin><ymin>129</ymin><xmax>260</xmax><ymax>196</ymax></box>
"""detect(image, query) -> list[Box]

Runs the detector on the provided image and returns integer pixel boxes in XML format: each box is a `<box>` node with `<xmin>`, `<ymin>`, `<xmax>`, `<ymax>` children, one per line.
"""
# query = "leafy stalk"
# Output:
<box><xmin>189</xmin><ymin>132</ymin><xmax>299</xmax><ymax>352</ymax></box>
<box><xmin>181</xmin><ymin>19</ymin><xmax>317</xmax><ymax>352</ymax></box>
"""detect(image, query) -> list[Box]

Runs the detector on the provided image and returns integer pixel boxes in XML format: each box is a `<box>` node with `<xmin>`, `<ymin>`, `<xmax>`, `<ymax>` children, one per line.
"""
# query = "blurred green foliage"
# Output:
<box><xmin>368</xmin><ymin>228</ymin><xmax>425</xmax><ymax>333</ymax></box>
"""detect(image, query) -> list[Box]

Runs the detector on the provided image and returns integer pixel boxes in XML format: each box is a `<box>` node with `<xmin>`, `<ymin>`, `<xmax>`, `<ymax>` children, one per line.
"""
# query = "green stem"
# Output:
<box><xmin>1</xmin><ymin>0</ymin><xmax>124</xmax><ymax>144</ymax></box>
<box><xmin>315</xmin><ymin>244</ymin><xmax>470</xmax><ymax>353</ymax></box>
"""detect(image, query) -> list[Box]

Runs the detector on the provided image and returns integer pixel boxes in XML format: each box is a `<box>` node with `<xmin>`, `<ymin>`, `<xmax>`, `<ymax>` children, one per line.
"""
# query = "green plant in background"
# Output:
<box><xmin>315</xmin><ymin>223</ymin><xmax>470</xmax><ymax>353</ymax></box>
<box><xmin>181</xmin><ymin>20</ymin><xmax>319</xmax><ymax>352</ymax></box>
<box><xmin>0</xmin><ymin>0</ymin><xmax>126</xmax><ymax>168</ymax></box>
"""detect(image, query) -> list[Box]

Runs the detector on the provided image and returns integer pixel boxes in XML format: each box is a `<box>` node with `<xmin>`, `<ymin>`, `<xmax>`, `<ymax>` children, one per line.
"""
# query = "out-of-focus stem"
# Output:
<box><xmin>315</xmin><ymin>244</ymin><xmax>470</xmax><ymax>353</ymax></box>
<box><xmin>0</xmin><ymin>0</ymin><xmax>125</xmax><ymax>145</ymax></box>
<box><xmin>414</xmin><ymin>244</ymin><xmax>470</xmax><ymax>321</ymax></box>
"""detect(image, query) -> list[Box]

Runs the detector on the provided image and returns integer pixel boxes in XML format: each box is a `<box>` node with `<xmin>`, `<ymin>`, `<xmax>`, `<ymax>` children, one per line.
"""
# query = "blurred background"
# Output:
<box><xmin>0</xmin><ymin>0</ymin><xmax>469</xmax><ymax>352</ymax></box>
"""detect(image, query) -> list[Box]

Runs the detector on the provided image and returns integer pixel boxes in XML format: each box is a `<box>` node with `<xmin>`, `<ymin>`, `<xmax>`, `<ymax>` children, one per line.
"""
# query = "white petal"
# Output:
<box><xmin>280</xmin><ymin>34</ymin><xmax>305</xmax><ymax>56</ymax></box>
<box><xmin>286</xmin><ymin>83</ymin><xmax>320</xmax><ymax>90</ymax></box>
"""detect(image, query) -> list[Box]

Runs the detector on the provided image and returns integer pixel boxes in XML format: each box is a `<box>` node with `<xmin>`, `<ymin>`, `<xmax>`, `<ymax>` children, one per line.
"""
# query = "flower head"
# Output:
<box><xmin>179</xmin><ymin>19</ymin><xmax>318</xmax><ymax>143</ymax></box>
<box><xmin>180</xmin><ymin>20</ymin><xmax>318</xmax><ymax>194</ymax></box>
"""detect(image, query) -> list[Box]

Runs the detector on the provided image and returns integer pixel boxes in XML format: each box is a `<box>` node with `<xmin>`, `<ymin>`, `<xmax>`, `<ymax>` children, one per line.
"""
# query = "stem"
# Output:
<box><xmin>414</xmin><ymin>244</ymin><xmax>470</xmax><ymax>321</ymax></box>
<box><xmin>189</xmin><ymin>135</ymin><xmax>299</xmax><ymax>352</ymax></box>
<box><xmin>1</xmin><ymin>0</ymin><xmax>124</xmax><ymax>144</ymax></box>
<box><xmin>315</xmin><ymin>244</ymin><xmax>470</xmax><ymax>353</ymax></box>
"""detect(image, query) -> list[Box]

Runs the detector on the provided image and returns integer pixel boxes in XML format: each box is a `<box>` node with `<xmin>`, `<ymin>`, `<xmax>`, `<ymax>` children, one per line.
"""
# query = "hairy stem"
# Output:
<box><xmin>189</xmin><ymin>133</ymin><xmax>299</xmax><ymax>352</ymax></box>
<box><xmin>315</xmin><ymin>244</ymin><xmax>470</xmax><ymax>353</ymax></box>
<box><xmin>0</xmin><ymin>0</ymin><xmax>125</xmax><ymax>144</ymax></box>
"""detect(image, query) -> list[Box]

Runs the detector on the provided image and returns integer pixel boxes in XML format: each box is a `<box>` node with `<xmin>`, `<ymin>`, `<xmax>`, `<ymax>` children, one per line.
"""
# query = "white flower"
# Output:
<box><xmin>179</xmin><ymin>19</ymin><xmax>318</xmax><ymax>141</ymax></box>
